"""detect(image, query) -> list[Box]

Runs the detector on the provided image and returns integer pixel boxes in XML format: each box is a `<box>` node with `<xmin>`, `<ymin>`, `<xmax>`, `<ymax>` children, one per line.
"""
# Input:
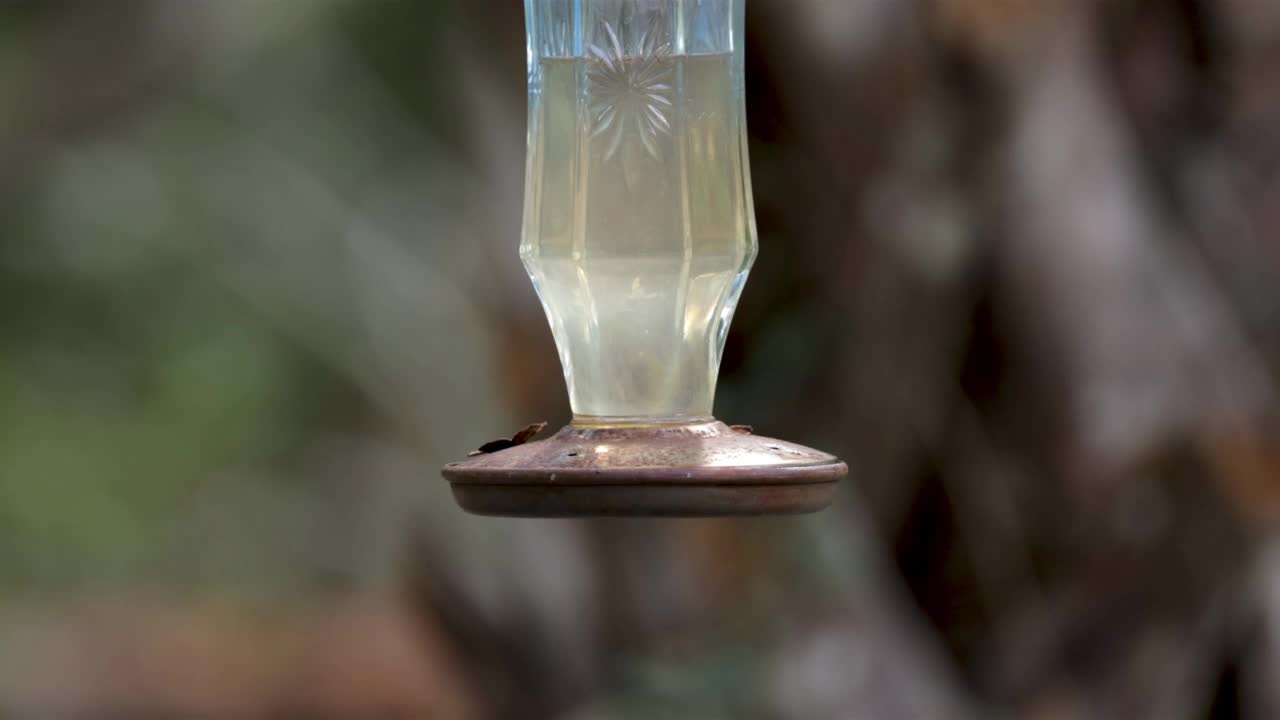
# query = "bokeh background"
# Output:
<box><xmin>2</xmin><ymin>0</ymin><xmax>1279</xmax><ymax>718</ymax></box>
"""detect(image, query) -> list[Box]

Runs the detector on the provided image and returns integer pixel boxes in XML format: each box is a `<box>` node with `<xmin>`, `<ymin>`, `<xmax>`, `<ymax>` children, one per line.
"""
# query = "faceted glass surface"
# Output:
<box><xmin>522</xmin><ymin>0</ymin><xmax>757</xmax><ymax>424</ymax></box>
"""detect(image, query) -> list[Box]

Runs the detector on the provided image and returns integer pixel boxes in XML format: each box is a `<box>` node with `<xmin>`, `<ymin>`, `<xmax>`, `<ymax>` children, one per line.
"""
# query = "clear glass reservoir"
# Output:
<box><xmin>521</xmin><ymin>0</ymin><xmax>757</xmax><ymax>424</ymax></box>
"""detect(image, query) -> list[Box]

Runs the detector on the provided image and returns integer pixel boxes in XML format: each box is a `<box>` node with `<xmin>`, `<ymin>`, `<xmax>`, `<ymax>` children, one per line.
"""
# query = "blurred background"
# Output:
<box><xmin>1</xmin><ymin>0</ymin><xmax>1279</xmax><ymax>718</ymax></box>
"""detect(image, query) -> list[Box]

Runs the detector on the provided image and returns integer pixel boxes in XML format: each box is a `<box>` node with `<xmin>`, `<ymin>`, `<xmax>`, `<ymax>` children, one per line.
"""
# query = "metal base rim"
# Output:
<box><xmin>452</xmin><ymin>481</ymin><xmax>839</xmax><ymax>518</ymax></box>
<box><xmin>443</xmin><ymin>459</ymin><xmax>848</xmax><ymax>486</ymax></box>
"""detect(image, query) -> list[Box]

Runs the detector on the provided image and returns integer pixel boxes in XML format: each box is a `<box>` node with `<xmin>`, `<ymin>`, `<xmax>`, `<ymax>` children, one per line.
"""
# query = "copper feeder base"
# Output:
<box><xmin>443</xmin><ymin>420</ymin><xmax>847</xmax><ymax>518</ymax></box>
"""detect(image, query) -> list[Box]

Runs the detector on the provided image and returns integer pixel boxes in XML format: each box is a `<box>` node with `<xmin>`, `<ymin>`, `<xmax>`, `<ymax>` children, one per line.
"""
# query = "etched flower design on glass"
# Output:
<box><xmin>587</xmin><ymin>22</ymin><xmax>673</xmax><ymax>160</ymax></box>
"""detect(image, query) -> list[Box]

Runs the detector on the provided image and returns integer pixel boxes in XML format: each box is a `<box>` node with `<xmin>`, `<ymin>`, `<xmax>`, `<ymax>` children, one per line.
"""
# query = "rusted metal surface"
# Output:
<box><xmin>468</xmin><ymin>422</ymin><xmax>548</xmax><ymax>457</ymax></box>
<box><xmin>443</xmin><ymin>421</ymin><xmax>847</xmax><ymax>517</ymax></box>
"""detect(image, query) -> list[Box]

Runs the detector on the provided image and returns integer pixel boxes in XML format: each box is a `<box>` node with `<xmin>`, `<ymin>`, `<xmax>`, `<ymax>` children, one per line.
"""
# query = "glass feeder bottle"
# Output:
<box><xmin>522</xmin><ymin>0</ymin><xmax>756</xmax><ymax>425</ymax></box>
